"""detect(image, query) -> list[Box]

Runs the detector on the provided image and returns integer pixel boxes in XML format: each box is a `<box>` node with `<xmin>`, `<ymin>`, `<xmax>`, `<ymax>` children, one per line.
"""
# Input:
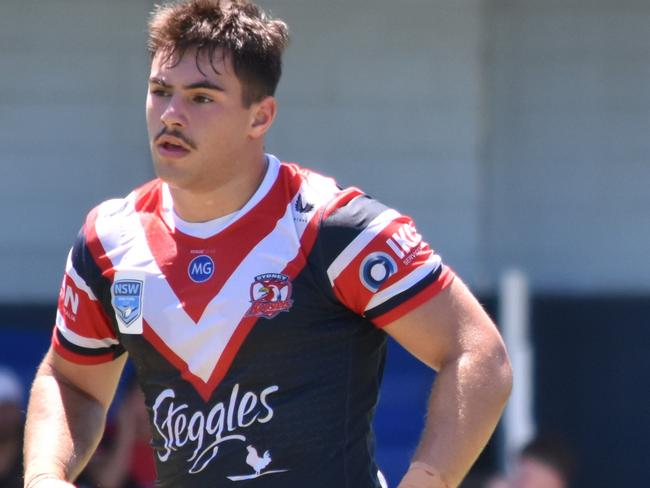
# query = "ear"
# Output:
<box><xmin>248</xmin><ymin>96</ymin><xmax>277</xmax><ymax>139</ymax></box>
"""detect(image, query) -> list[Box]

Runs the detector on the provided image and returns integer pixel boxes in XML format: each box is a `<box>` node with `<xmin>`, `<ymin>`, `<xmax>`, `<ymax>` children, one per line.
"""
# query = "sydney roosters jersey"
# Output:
<box><xmin>53</xmin><ymin>155</ymin><xmax>454</xmax><ymax>488</ymax></box>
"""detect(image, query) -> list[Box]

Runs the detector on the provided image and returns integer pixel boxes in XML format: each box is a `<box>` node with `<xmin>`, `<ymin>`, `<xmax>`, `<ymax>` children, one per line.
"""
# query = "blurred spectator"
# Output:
<box><xmin>482</xmin><ymin>475</ymin><xmax>510</xmax><ymax>488</ymax></box>
<box><xmin>509</xmin><ymin>435</ymin><xmax>575</xmax><ymax>488</ymax></box>
<box><xmin>472</xmin><ymin>435</ymin><xmax>576</xmax><ymax>488</ymax></box>
<box><xmin>77</xmin><ymin>379</ymin><xmax>156</xmax><ymax>488</ymax></box>
<box><xmin>0</xmin><ymin>367</ymin><xmax>25</xmax><ymax>488</ymax></box>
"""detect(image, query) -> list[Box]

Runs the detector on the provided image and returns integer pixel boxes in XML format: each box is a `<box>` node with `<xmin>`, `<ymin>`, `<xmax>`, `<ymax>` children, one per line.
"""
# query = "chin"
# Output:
<box><xmin>154</xmin><ymin>166</ymin><xmax>209</xmax><ymax>194</ymax></box>
<box><xmin>153</xmin><ymin>161</ymin><xmax>188</xmax><ymax>186</ymax></box>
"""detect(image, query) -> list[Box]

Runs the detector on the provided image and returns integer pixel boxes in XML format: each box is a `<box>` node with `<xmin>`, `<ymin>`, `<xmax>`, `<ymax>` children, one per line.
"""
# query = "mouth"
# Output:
<box><xmin>156</xmin><ymin>139</ymin><xmax>191</xmax><ymax>158</ymax></box>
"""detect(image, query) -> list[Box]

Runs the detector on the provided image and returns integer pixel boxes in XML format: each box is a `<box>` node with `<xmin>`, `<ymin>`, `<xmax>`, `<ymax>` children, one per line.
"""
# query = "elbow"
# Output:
<box><xmin>490</xmin><ymin>341</ymin><xmax>513</xmax><ymax>404</ymax></box>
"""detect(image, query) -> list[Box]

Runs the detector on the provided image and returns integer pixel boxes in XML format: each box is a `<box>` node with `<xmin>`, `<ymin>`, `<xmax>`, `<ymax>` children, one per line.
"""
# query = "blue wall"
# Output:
<box><xmin>532</xmin><ymin>296</ymin><xmax>650</xmax><ymax>487</ymax></box>
<box><xmin>3</xmin><ymin>295</ymin><xmax>648</xmax><ymax>487</ymax></box>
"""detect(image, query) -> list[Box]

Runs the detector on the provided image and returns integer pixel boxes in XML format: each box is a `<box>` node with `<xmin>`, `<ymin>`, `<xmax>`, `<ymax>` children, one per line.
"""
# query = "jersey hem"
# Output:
<box><xmin>52</xmin><ymin>333</ymin><xmax>119</xmax><ymax>365</ymax></box>
<box><xmin>371</xmin><ymin>267</ymin><xmax>455</xmax><ymax>328</ymax></box>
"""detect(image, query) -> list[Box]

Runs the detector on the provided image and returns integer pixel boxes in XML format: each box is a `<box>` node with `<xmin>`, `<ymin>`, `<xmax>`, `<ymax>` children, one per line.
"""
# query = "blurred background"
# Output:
<box><xmin>1</xmin><ymin>0</ymin><xmax>649</xmax><ymax>486</ymax></box>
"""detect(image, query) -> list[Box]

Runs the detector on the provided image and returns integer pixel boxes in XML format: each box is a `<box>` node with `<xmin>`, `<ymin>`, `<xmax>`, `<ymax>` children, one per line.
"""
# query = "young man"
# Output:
<box><xmin>23</xmin><ymin>1</ymin><xmax>512</xmax><ymax>487</ymax></box>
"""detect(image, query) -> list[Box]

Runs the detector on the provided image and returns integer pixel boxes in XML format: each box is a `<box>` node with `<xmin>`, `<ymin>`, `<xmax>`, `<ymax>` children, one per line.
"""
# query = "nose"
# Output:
<box><xmin>160</xmin><ymin>94</ymin><xmax>187</xmax><ymax>128</ymax></box>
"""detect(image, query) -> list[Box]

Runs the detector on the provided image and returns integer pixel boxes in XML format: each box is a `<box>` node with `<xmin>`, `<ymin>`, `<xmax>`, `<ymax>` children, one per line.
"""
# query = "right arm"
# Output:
<box><xmin>23</xmin><ymin>348</ymin><xmax>127</xmax><ymax>488</ymax></box>
<box><xmin>25</xmin><ymin>205</ymin><xmax>130</xmax><ymax>487</ymax></box>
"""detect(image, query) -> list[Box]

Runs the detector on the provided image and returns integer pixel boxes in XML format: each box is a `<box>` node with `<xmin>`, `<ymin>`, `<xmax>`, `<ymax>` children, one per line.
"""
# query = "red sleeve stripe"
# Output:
<box><xmin>55</xmin><ymin>311</ymin><xmax>120</xmax><ymax>349</ymax></box>
<box><xmin>330</xmin><ymin>219</ymin><xmax>432</xmax><ymax>315</ymax></box>
<box><xmin>326</xmin><ymin>208</ymin><xmax>401</xmax><ymax>284</ymax></box>
<box><xmin>364</xmin><ymin>254</ymin><xmax>442</xmax><ymax>312</ymax></box>
<box><xmin>321</xmin><ymin>188</ymin><xmax>365</xmax><ymax>220</ymax></box>
<box><xmin>65</xmin><ymin>251</ymin><xmax>98</xmax><ymax>301</ymax></box>
<box><xmin>372</xmin><ymin>267</ymin><xmax>456</xmax><ymax>328</ymax></box>
<box><xmin>58</xmin><ymin>273</ymin><xmax>116</xmax><ymax>340</ymax></box>
<box><xmin>52</xmin><ymin>333</ymin><xmax>116</xmax><ymax>365</ymax></box>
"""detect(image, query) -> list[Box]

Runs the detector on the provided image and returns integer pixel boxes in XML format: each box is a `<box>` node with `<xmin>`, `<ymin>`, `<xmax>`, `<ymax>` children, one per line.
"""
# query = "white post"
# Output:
<box><xmin>499</xmin><ymin>269</ymin><xmax>535</xmax><ymax>472</ymax></box>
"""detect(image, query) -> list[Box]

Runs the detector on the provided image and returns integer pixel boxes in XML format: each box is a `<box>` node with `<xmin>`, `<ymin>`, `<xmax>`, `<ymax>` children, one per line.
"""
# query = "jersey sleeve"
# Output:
<box><xmin>319</xmin><ymin>194</ymin><xmax>455</xmax><ymax>327</ymax></box>
<box><xmin>52</xmin><ymin>224</ymin><xmax>125</xmax><ymax>364</ymax></box>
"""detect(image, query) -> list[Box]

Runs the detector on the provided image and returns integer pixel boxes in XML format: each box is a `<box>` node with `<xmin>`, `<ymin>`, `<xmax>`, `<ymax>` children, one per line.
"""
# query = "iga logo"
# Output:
<box><xmin>386</xmin><ymin>222</ymin><xmax>422</xmax><ymax>259</ymax></box>
<box><xmin>359</xmin><ymin>252</ymin><xmax>397</xmax><ymax>292</ymax></box>
<box><xmin>245</xmin><ymin>273</ymin><xmax>293</xmax><ymax>319</ymax></box>
<box><xmin>188</xmin><ymin>255</ymin><xmax>215</xmax><ymax>283</ymax></box>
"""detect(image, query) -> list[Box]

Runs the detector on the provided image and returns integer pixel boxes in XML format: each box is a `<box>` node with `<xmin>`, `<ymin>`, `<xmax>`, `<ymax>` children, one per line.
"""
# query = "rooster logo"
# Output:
<box><xmin>245</xmin><ymin>273</ymin><xmax>293</xmax><ymax>319</ymax></box>
<box><xmin>226</xmin><ymin>444</ymin><xmax>288</xmax><ymax>481</ymax></box>
<box><xmin>246</xmin><ymin>445</ymin><xmax>272</xmax><ymax>475</ymax></box>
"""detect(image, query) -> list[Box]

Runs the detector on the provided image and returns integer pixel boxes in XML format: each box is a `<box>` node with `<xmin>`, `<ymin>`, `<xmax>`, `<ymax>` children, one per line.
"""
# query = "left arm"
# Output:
<box><xmin>384</xmin><ymin>277</ymin><xmax>512</xmax><ymax>488</ymax></box>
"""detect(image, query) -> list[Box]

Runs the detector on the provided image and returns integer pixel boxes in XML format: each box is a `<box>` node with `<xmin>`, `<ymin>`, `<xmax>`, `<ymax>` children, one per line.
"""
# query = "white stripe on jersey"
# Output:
<box><xmin>364</xmin><ymin>254</ymin><xmax>442</xmax><ymax>312</ymax></box>
<box><xmin>56</xmin><ymin>312</ymin><xmax>120</xmax><ymax>349</ymax></box>
<box><xmin>93</xmin><ymin>174</ymin><xmax>336</xmax><ymax>384</ymax></box>
<box><xmin>326</xmin><ymin>208</ymin><xmax>401</xmax><ymax>286</ymax></box>
<box><xmin>65</xmin><ymin>249</ymin><xmax>98</xmax><ymax>301</ymax></box>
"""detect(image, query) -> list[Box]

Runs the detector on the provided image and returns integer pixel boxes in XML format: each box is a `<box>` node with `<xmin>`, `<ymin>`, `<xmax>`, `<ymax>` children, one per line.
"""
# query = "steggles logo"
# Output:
<box><xmin>152</xmin><ymin>384</ymin><xmax>279</xmax><ymax>474</ymax></box>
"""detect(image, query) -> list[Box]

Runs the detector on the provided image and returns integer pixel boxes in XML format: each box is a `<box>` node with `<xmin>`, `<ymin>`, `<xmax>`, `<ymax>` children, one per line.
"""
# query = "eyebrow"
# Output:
<box><xmin>149</xmin><ymin>77</ymin><xmax>224</xmax><ymax>92</ymax></box>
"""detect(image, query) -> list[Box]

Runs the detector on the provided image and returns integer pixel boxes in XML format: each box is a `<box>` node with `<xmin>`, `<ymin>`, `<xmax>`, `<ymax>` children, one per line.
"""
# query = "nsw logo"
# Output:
<box><xmin>359</xmin><ymin>252</ymin><xmax>397</xmax><ymax>292</ymax></box>
<box><xmin>112</xmin><ymin>280</ymin><xmax>143</xmax><ymax>327</ymax></box>
<box><xmin>188</xmin><ymin>255</ymin><xmax>215</xmax><ymax>283</ymax></box>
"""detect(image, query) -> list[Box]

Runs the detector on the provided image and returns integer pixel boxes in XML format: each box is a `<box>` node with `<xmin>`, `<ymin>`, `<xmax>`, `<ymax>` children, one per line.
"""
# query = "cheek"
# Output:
<box><xmin>146</xmin><ymin>96</ymin><xmax>163</xmax><ymax>127</ymax></box>
<box><xmin>205</xmin><ymin>110</ymin><xmax>251</xmax><ymax>142</ymax></box>
<box><xmin>145</xmin><ymin>93</ymin><xmax>153</xmax><ymax>114</ymax></box>
<box><xmin>145</xmin><ymin>106</ymin><xmax>155</xmax><ymax>130</ymax></box>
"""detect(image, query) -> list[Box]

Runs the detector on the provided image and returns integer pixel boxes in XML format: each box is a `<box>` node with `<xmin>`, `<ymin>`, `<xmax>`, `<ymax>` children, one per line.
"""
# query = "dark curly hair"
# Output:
<box><xmin>148</xmin><ymin>0</ymin><xmax>289</xmax><ymax>106</ymax></box>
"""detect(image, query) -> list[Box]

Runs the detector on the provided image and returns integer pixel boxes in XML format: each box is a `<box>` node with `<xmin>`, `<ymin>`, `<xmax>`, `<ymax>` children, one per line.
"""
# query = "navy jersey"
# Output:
<box><xmin>53</xmin><ymin>155</ymin><xmax>454</xmax><ymax>487</ymax></box>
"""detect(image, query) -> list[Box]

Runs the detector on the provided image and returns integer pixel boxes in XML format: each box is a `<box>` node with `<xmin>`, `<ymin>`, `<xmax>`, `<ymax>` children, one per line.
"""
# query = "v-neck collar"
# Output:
<box><xmin>160</xmin><ymin>154</ymin><xmax>281</xmax><ymax>239</ymax></box>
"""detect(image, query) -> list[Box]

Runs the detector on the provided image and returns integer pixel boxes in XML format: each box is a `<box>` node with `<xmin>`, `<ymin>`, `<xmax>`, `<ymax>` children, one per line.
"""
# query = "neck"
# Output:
<box><xmin>169</xmin><ymin>154</ymin><xmax>268</xmax><ymax>223</ymax></box>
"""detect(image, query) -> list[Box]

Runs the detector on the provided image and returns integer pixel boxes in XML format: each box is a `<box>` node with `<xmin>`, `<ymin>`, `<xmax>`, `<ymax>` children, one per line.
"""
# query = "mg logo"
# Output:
<box><xmin>188</xmin><ymin>255</ymin><xmax>215</xmax><ymax>283</ymax></box>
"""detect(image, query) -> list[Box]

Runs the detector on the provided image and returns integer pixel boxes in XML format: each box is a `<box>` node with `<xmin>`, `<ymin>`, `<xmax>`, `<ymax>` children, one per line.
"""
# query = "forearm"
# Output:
<box><xmin>24</xmin><ymin>364</ymin><xmax>107</xmax><ymax>486</ymax></box>
<box><xmin>407</xmin><ymin>350</ymin><xmax>512</xmax><ymax>487</ymax></box>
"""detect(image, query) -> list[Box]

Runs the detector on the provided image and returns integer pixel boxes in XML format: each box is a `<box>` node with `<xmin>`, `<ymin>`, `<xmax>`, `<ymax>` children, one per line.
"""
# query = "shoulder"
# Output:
<box><xmin>89</xmin><ymin>179</ymin><xmax>159</xmax><ymax>225</ymax></box>
<box><xmin>277</xmin><ymin>160</ymin><xmax>372</xmax><ymax>221</ymax></box>
<box><xmin>279</xmin><ymin>161</ymin><xmax>342</xmax><ymax>201</ymax></box>
<box><xmin>79</xmin><ymin>179</ymin><xmax>161</xmax><ymax>257</ymax></box>
<box><xmin>322</xmin><ymin>193</ymin><xmax>394</xmax><ymax>232</ymax></box>
<box><xmin>276</xmin><ymin>159</ymin><xmax>404</xmax><ymax>256</ymax></box>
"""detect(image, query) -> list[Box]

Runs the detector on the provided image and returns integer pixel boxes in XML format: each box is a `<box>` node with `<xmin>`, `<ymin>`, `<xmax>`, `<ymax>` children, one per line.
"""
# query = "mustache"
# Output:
<box><xmin>154</xmin><ymin>128</ymin><xmax>197</xmax><ymax>150</ymax></box>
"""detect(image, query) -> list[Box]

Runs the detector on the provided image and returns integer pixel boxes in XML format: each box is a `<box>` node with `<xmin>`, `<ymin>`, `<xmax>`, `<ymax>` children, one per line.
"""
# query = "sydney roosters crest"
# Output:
<box><xmin>245</xmin><ymin>273</ymin><xmax>293</xmax><ymax>319</ymax></box>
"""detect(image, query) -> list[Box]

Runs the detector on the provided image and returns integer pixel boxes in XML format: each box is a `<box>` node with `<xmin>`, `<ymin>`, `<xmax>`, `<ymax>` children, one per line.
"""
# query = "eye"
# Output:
<box><xmin>150</xmin><ymin>88</ymin><xmax>170</xmax><ymax>97</ymax></box>
<box><xmin>193</xmin><ymin>95</ymin><xmax>213</xmax><ymax>104</ymax></box>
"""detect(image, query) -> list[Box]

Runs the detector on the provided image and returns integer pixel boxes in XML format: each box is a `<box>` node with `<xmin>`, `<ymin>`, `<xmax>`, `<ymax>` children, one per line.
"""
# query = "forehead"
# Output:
<box><xmin>150</xmin><ymin>48</ymin><xmax>234</xmax><ymax>83</ymax></box>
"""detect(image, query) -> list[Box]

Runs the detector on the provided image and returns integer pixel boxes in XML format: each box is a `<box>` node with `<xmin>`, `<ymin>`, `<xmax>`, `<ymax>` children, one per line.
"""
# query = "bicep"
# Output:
<box><xmin>383</xmin><ymin>278</ymin><xmax>505</xmax><ymax>371</ymax></box>
<box><xmin>40</xmin><ymin>347</ymin><xmax>127</xmax><ymax>410</ymax></box>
